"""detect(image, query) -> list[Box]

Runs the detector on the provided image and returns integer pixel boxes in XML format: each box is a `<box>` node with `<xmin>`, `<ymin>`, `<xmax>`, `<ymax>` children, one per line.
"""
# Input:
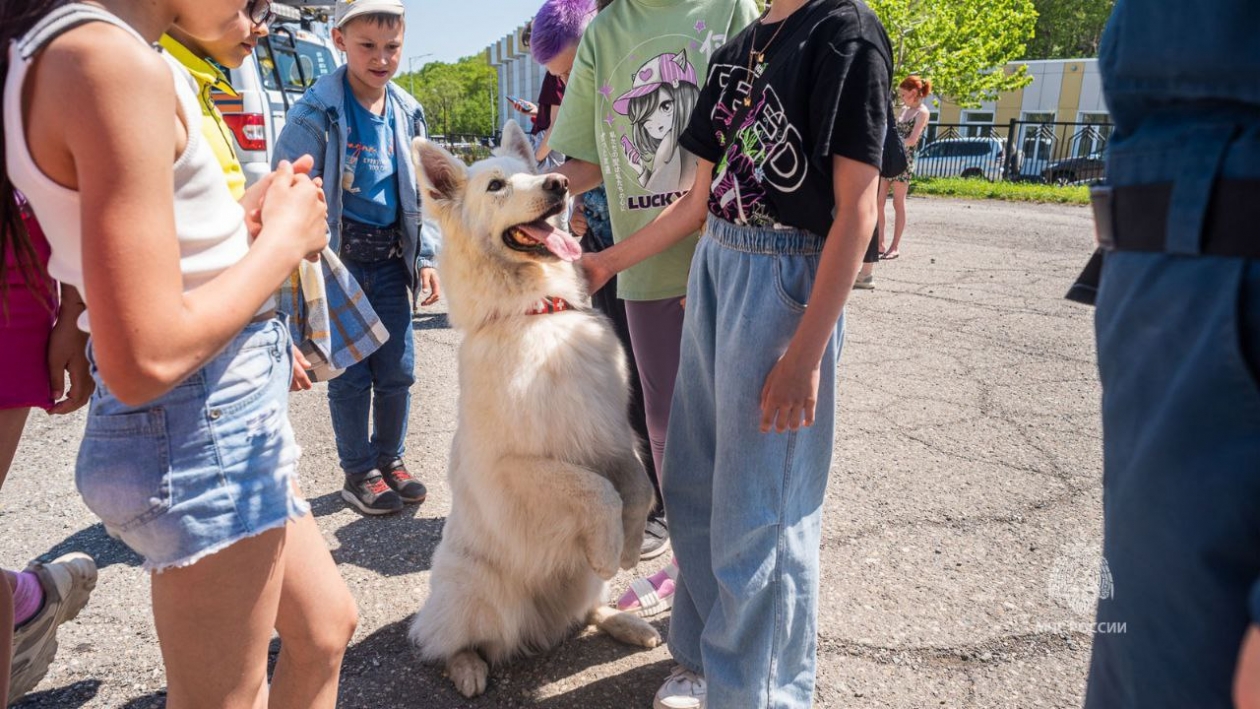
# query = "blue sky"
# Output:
<box><xmin>402</xmin><ymin>0</ymin><xmax>541</xmax><ymax>66</ymax></box>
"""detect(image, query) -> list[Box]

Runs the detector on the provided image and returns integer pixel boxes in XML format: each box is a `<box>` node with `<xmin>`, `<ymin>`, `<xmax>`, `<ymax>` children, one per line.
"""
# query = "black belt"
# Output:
<box><xmin>1092</xmin><ymin>180</ymin><xmax>1260</xmax><ymax>258</ymax></box>
<box><xmin>340</xmin><ymin>220</ymin><xmax>403</xmax><ymax>263</ymax></box>
<box><xmin>1069</xmin><ymin>179</ymin><xmax>1260</xmax><ymax>306</ymax></box>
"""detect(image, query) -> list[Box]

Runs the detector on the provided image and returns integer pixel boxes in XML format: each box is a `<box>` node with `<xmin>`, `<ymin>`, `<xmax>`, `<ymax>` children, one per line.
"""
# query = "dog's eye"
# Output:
<box><xmin>487</xmin><ymin>179</ymin><xmax>506</xmax><ymax>193</ymax></box>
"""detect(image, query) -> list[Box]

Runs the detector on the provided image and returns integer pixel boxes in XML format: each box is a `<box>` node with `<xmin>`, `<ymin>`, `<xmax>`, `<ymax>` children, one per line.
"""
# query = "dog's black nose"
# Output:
<box><xmin>543</xmin><ymin>174</ymin><xmax>569</xmax><ymax>195</ymax></box>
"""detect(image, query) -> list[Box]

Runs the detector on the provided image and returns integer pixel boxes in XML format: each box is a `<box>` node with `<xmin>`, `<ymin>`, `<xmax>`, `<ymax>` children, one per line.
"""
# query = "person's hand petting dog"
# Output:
<box><xmin>581</xmin><ymin>251</ymin><xmax>613</xmax><ymax>295</ymax></box>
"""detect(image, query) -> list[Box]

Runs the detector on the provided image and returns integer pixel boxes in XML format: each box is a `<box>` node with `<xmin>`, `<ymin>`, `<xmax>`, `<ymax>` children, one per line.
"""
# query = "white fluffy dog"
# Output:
<box><xmin>408</xmin><ymin>122</ymin><xmax>660</xmax><ymax>698</ymax></box>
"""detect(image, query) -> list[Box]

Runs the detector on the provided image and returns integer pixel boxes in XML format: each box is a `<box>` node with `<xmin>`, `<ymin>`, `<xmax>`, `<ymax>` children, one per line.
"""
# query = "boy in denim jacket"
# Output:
<box><xmin>273</xmin><ymin>0</ymin><xmax>440</xmax><ymax>515</ymax></box>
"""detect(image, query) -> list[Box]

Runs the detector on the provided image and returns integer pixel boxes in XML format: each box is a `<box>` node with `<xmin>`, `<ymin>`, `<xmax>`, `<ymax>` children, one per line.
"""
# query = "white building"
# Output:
<box><xmin>934</xmin><ymin>58</ymin><xmax>1108</xmax><ymax>128</ymax></box>
<box><xmin>486</xmin><ymin>24</ymin><xmax>548</xmax><ymax>133</ymax></box>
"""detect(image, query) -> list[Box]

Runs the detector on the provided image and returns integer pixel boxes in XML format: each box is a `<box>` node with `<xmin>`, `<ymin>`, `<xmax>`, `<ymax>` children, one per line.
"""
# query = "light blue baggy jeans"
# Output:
<box><xmin>664</xmin><ymin>214</ymin><xmax>842</xmax><ymax>708</ymax></box>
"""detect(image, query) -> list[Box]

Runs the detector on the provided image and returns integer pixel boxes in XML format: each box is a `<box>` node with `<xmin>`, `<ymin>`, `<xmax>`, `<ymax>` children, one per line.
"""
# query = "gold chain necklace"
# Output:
<box><xmin>744</xmin><ymin>10</ymin><xmax>789</xmax><ymax>107</ymax></box>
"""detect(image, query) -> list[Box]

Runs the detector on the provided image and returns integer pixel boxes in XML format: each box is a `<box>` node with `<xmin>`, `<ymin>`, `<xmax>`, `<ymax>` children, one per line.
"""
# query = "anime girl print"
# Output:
<box><xmin>613</xmin><ymin>50</ymin><xmax>700</xmax><ymax>195</ymax></box>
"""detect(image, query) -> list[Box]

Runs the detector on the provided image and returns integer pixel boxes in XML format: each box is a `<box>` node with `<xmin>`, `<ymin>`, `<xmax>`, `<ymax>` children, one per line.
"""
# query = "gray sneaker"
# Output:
<box><xmin>342</xmin><ymin>469</ymin><xmax>404</xmax><ymax>515</ymax></box>
<box><xmin>9</xmin><ymin>553</ymin><xmax>97</xmax><ymax>705</ymax></box>
<box><xmin>853</xmin><ymin>274</ymin><xmax>875</xmax><ymax>290</ymax></box>
<box><xmin>641</xmin><ymin>515</ymin><xmax>671</xmax><ymax>560</ymax></box>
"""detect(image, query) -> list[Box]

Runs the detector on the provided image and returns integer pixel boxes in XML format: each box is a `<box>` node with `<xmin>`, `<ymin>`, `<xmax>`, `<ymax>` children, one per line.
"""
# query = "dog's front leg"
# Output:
<box><xmin>601</xmin><ymin>453</ymin><xmax>654</xmax><ymax>570</ymax></box>
<box><xmin>498</xmin><ymin>455</ymin><xmax>624</xmax><ymax>579</ymax></box>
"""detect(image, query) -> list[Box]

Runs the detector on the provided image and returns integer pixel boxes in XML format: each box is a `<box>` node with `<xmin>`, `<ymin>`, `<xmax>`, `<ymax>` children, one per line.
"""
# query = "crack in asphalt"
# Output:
<box><xmin>817</xmin><ymin>629</ymin><xmax>1094</xmax><ymax>668</ymax></box>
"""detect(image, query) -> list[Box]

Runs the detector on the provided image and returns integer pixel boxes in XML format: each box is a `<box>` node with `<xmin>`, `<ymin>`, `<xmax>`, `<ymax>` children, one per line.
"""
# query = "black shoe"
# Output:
<box><xmin>342</xmin><ymin>470</ymin><xmax>404</xmax><ymax>515</ymax></box>
<box><xmin>379</xmin><ymin>459</ymin><xmax>427</xmax><ymax>503</ymax></box>
<box><xmin>641</xmin><ymin>515</ymin><xmax>671</xmax><ymax>560</ymax></box>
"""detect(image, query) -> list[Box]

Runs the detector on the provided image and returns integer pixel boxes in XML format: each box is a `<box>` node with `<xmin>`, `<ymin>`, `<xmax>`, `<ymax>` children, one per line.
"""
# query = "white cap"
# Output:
<box><xmin>334</xmin><ymin>0</ymin><xmax>405</xmax><ymax>28</ymax></box>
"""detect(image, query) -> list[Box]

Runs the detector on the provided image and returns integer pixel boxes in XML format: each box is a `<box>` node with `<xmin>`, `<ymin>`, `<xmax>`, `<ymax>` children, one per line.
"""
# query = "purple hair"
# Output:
<box><xmin>529</xmin><ymin>0</ymin><xmax>596</xmax><ymax>65</ymax></box>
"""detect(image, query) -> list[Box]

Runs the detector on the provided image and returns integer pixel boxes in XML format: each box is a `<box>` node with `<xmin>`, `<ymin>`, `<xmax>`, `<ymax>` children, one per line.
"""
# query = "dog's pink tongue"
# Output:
<box><xmin>520</xmin><ymin>223</ymin><xmax>582</xmax><ymax>262</ymax></box>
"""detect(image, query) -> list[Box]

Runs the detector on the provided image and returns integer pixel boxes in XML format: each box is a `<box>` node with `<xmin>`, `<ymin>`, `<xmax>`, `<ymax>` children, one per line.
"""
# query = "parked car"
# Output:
<box><xmin>1042</xmin><ymin>152</ymin><xmax>1106</xmax><ymax>185</ymax></box>
<box><xmin>211</xmin><ymin>2</ymin><xmax>341</xmax><ymax>188</ymax></box>
<box><xmin>914</xmin><ymin>137</ymin><xmax>1006</xmax><ymax>182</ymax></box>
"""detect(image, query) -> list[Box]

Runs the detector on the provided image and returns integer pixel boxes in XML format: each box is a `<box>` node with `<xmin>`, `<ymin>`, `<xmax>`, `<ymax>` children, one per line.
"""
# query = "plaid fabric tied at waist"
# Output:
<box><xmin>276</xmin><ymin>247</ymin><xmax>390</xmax><ymax>381</ymax></box>
<box><xmin>340</xmin><ymin>220</ymin><xmax>403</xmax><ymax>263</ymax></box>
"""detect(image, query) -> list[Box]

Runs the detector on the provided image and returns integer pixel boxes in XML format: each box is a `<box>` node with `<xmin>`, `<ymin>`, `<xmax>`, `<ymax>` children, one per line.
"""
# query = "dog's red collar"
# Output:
<box><xmin>526</xmin><ymin>297</ymin><xmax>572</xmax><ymax>315</ymax></box>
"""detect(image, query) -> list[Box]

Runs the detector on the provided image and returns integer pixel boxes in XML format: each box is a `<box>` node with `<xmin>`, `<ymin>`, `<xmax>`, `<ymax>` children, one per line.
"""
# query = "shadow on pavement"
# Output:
<box><xmin>412</xmin><ymin>312</ymin><xmax>450</xmax><ymax>331</ymax></box>
<box><xmin>116</xmin><ymin>692</ymin><xmax>166</xmax><ymax>709</ymax></box>
<box><xmin>11</xmin><ymin>679</ymin><xmax>102</xmax><ymax>708</ymax></box>
<box><xmin>335</xmin><ymin>616</ymin><xmax>670</xmax><ymax>708</ymax></box>
<box><xmin>308</xmin><ymin>491</ymin><xmax>445</xmax><ymax>576</ymax></box>
<box><xmin>35</xmin><ymin>523</ymin><xmax>143</xmax><ymax>570</ymax></box>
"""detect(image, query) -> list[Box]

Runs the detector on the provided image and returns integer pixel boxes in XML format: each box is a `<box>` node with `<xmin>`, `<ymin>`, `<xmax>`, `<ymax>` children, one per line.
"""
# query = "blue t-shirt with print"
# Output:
<box><xmin>342</xmin><ymin>75</ymin><xmax>399</xmax><ymax>227</ymax></box>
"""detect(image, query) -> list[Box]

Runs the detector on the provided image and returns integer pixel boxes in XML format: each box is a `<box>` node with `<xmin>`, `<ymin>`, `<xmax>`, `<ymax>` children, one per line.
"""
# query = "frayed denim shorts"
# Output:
<box><xmin>76</xmin><ymin>316</ymin><xmax>309</xmax><ymax>572</ymax></box>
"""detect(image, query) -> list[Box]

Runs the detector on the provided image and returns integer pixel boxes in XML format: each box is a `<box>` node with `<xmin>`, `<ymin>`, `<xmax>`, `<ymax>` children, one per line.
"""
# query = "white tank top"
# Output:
<box><xmin>4</xmin><ymin>3</ymin><xmax>253</xmax><ymax>331</ymax></box>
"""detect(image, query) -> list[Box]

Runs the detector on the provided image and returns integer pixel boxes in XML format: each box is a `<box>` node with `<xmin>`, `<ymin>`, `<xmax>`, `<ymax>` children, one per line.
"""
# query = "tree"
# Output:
<box><xmin>867</xmin><ymin>0</ymin><xmax>1038</xmax><ymax>108</ymax></box>
<box><xmin>399</xmin><ymin>55</ymin><xmax>498</xmax><ymax>136</ymax></box>
<box><xmin>1026</xmin><ymin>0</ymin><xmax>1114</xmax><ymax>59</ymax></box>
<box><xmin>420</xmin><ymin>76</ymin><xmax>462</xmax><ymax>137</ymax></box>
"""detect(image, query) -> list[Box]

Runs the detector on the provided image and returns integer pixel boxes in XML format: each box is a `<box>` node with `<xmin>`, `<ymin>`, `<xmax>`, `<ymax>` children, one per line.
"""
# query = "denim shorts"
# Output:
<box><xmin>76</xmin><ymin>316</ymin><xmax>309</xmax><ymax>572</ymax></box>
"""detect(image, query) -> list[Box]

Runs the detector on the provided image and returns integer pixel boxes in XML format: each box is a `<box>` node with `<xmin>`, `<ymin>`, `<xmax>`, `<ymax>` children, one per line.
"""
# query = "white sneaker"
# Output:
<box><xmin>653</xmin><ymin>665</ymin><xmax>706</xmax><ymax>709</ymax></box>
<box><xmin>9</xmin><ymin>553</ymin><xmax>97</xmax><ymax>705</ymax></box>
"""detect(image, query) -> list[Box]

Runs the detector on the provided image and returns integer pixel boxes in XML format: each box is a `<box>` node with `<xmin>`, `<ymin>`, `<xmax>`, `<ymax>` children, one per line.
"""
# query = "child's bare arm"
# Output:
<box><xmin>759</xmin><ymin>155</ymin><xmax>879</xmax><ymax>433</ymax></box>
<box><xmin>48</xmin><ymin>35</ymin><xmax>327</xmax><ymax>405</ymax></box>
<box><xmin>581</xmin><ymin>157</ymin><xmax>713</xmax><ymax>293</ymax></box>
<box><xmin>551</xmin><ymin>158</ymin><xmax>605</xmax><ymax>197</ymax></box>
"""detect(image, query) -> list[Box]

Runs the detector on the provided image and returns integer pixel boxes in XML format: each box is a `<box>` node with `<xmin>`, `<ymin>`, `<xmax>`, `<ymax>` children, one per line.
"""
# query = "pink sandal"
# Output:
<box><xmin>615</xmin><ymin>558</ymin><xmax>678</xmax><ymax>617</ymax></box>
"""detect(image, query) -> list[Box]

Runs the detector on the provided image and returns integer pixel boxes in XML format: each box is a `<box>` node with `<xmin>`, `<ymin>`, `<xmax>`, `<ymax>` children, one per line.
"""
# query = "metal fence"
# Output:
<box><xmin>912</xmin><ymin>120</ymin><xmax>1114</xmax><ymax>185</ymax></box>
<box><xmin>427</xmin><ymin>120</ymin><xmax>1116</xmax><ymax>186</ymax></box>
<box><xmin>428</xmin><ymin>134</ymin><xmax>496</xmax><ymax>163</ymax></box>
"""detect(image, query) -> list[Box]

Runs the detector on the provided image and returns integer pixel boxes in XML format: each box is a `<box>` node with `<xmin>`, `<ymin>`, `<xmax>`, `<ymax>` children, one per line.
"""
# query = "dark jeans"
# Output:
<box><xmin>328</xmin><ymin>256</ymin><xmax>416</xmax><ymax>476</ymax></box>
<box><xmin>583</xmin><ymin>185</ymin><xmax>663</xmax><ymax>513</ymax></box>
<box><xmin>1086</xmin><ymin>252</ymin><xmax>1260</xmax><ymax>707</ymax></box>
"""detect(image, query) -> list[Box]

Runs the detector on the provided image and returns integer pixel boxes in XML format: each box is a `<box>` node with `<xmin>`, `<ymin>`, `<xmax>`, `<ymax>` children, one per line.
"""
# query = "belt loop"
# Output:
<box><xmin>1165</xmin><ymin>127</ymin><xmax>1238</xmax><ymax>255</ymax></box>
<box><xmin>1090</xmin><ymin>185</ymin><xmax>1114</xmax><ymax>250</ymax></box>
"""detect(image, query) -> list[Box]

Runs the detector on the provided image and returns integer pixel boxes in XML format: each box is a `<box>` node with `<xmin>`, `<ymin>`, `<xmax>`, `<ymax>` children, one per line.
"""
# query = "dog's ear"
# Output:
<box><xmin>496</xmin><ymin>120</ymin><xmax>537</xmax><ymax>174</ymax></box>
<box><xmin>413</xmin><ymin>137</ymin><xmax>467</xmax><ymax>211</ymax></box>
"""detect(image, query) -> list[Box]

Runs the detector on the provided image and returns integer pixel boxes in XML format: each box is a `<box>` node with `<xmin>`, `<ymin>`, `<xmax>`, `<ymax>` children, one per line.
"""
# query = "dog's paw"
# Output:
<box><xmin>447</xmin><ymin>650</ymin><xmax>489</xmax><ymax>698</ymax></box>
<box><xmin>585</xmin><ymin>522</ymin><xmax>623</xmax><ymax>581</ymax></box>
<box><xmin>619</xmin><ymin>537</ymin><xmax>642</xmax><ymax>570</ymax></box>
<box><xmin>587</xmin><ymin>550</ymin><xmax>619</xmax><ymax>581</ymax></box>
<box><xmin>599</xmin><ymin>611</ymin><xmax>662</xmax><ymax>649</ymax></box>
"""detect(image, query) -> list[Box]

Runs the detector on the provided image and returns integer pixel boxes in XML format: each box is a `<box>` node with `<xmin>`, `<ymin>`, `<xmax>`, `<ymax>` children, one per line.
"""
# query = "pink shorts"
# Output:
<box><xmin>1</xmin><ymin>209</ymin><xmax>57</xmax><ymax>411</ymax></box>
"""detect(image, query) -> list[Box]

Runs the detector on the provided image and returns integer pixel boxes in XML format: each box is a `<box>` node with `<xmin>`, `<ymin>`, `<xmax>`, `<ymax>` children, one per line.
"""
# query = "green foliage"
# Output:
<box><xmin>911</xmin><ymin>176</ymin><xmax>1090</xmax><ymax>204</ymax></box>
<box><xmin>398</xmin><ymin>54</ymin><xmax>498</xmax><ymax>136</ymax></box>
<box><xmin>1026</xmin><ymin>0</ymin><xmax>1114</xmax><ymax>59</ymax></box>
<box><xmin>866</xmin><ymin>0</ymin><xmax>1038</xmax><ymax>108</ymax></box>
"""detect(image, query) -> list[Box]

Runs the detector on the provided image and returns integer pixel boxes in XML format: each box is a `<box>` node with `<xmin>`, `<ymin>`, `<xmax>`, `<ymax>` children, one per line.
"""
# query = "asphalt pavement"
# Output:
<box><xmin>3</xmin><ymin>196</ymin><xmax>1103</xmax><ymax>708</ymax></box>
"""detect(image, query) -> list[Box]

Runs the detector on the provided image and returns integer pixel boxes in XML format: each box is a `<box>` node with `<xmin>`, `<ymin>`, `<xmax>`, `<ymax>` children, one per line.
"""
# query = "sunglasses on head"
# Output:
<box><xmin>245</xmin><ymin>0</ymin><xmax>274</xmax><ymax>28</ymax></box>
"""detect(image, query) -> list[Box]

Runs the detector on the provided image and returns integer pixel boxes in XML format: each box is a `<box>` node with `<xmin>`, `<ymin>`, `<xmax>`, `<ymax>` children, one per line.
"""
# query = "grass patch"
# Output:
<box><xmin>910</xmin><ymin>177</ymin><xmax>1090</xmax><ymax>205</ymax></box>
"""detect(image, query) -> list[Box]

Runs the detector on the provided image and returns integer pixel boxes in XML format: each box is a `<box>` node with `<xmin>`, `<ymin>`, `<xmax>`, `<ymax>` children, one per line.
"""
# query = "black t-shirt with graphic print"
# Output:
<box><xmin>679</xmin><ymin>0</ymin><xmax>892</xmax><ymax>238</ymax></box>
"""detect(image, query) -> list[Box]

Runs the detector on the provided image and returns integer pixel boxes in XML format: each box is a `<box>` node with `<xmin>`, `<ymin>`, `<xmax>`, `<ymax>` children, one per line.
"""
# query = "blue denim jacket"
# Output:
<box><xmin>272</xmin><ymin>65</ymin><xmax>438</xmax><ymax>287</ymax></box>
<box><xmin>1100</xmin><ymin>0</ymin><xmax>1260</xmax><ymax>254</ymax></box>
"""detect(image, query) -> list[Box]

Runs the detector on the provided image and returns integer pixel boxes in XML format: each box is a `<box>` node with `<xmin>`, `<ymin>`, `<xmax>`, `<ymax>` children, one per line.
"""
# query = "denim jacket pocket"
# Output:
<box><xmin>76</xmin><ymin>408</ymin><xmax>173</xmax><ymax>533</ymax></box>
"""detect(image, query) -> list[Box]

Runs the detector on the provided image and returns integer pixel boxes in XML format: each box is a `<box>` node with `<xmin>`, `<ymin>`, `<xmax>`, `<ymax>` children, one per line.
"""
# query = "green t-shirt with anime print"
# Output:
<box><xmin>550</xmin><ymin>0</ymin><xmax>759</xmax><ymax>301</ymax></box>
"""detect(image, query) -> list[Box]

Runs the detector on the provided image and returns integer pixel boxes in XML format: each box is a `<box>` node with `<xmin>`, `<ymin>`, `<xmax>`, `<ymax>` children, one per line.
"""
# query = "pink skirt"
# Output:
<box><xmin>1</xmin><ymin>207</ymin><xmax>57</xmax><ymax>411</ymax></box>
